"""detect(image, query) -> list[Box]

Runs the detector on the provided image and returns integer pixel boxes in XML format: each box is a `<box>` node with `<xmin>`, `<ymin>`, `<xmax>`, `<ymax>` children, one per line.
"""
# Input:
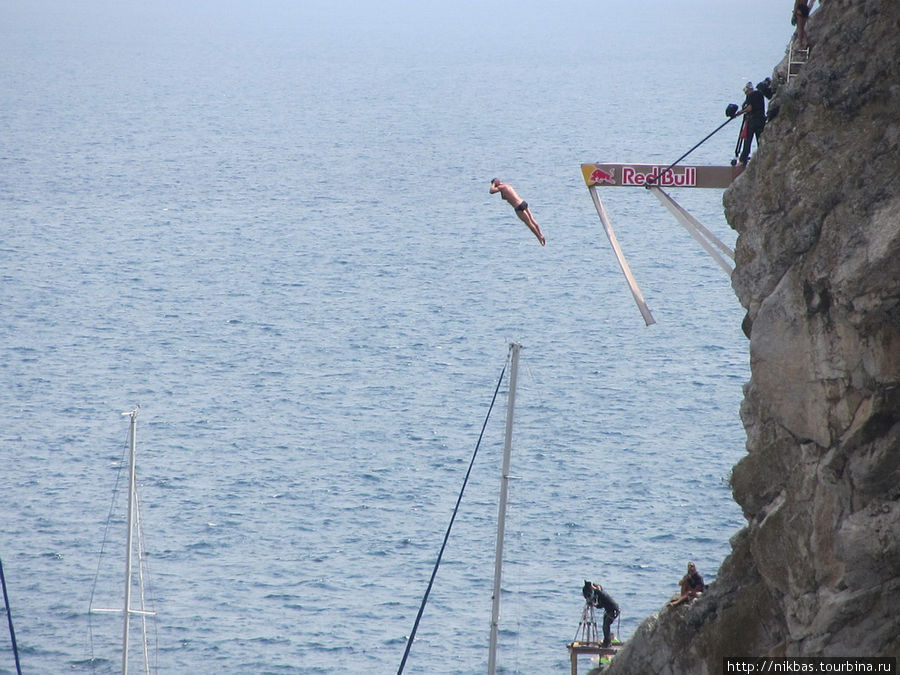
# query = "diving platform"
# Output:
<box><xmin>581</xmin><ymin>163</ymin><xmax>737</xmax><ymax>189</ymax></box>
<box><xmin>581</xmin><ymin>162</ymin><xmax>741</xmax><ymax>326</ymax></box>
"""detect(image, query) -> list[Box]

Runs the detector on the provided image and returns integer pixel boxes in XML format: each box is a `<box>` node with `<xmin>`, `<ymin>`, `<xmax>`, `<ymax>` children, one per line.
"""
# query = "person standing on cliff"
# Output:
<box><xmin>490</xmin><ymin>178</ymin><xmax>546</xmax><ymax>246</ymax></box>
<box><xmin>792</xmin><ymin>0</ymin><xmax>811</xmax><ymax>49</ymax></box>
<box><xmin>738</xmin><ymin>81</ymin><xmax>767</xmax><ymax>165</ymax></box>
<box><xmin>582</xmin><ymin>580</ymin><xmax>620</xmax><ymax>647</ymax></box>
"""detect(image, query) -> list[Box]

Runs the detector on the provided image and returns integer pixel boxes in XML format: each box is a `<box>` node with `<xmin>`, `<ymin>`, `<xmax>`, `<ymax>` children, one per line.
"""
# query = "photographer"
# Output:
<box><xmin>737</xmin><ymin>81</ymin><xmax>767</xmax><ymax>165</ymax></box>
<box><xmin>582</xmin><ymin>580</ymin><xmax>620</xmax><ymax>648</ymax></box>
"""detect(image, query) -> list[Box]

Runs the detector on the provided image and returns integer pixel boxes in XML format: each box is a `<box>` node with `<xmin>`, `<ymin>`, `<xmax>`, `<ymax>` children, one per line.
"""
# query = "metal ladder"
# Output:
<box><xmin>788</xmin><ymin>42</ymin><xmax>810</xmax><ymax>82</ymax></box>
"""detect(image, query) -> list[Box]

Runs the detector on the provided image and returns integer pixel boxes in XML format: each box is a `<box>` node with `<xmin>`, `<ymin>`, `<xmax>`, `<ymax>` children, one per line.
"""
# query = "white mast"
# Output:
<box><xmin>91</xmin><ymin>407</ymin><xmax>154</xmax><ymax>675</ymax></box>
<box><xmin>488</xmin><ymin>342</ymin><xmax>520</xmax><ymax>675</ymax></box>
<box><xmin>122</xmin><ymin>408</ymin><xmax>138</xmax><ymax>675</ymax></box>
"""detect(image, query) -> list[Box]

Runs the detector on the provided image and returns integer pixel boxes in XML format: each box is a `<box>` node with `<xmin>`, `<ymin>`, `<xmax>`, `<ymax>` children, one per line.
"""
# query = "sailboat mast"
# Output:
<box><xmin>122</xmin><ymin>409</ymin><xmax>138</xmax><ymax>675</ymax></box>
<box><xmin>488</xmin><ymin>342</ymin><xmax>520</xmax><ymax>675</ymax></box>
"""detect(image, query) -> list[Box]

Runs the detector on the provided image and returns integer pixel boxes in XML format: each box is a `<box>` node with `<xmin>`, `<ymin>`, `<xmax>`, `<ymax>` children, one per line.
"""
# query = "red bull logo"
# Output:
<box><xmin>589</xmin><ymin>168</ymin><xmax>616</xmax><ymax>185</ymax></box>
<box><xmin>621</xmin><ymin>166</ymin><xmax>697</xmax><ymax>187</ymax></box>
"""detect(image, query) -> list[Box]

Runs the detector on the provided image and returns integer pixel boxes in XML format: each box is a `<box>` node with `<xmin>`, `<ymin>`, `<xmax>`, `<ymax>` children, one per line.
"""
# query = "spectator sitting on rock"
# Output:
<box><xmin>668</xmin><ymin>561</ymin><xmax>706</xmax><ymax>606</ymax></box>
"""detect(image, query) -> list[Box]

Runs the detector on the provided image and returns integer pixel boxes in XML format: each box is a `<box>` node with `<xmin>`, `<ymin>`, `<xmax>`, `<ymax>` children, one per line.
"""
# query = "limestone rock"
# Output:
<box><xmin>607</xmin><ymin>1</ymin><xmax>900</xmax><ymax>670</ymax></box>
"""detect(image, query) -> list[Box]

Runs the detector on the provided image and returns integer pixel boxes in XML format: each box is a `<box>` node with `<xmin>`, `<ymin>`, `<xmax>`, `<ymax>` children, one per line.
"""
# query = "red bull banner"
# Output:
<box><xmin>581</xmin><ymin>163</ymin><xmax>736</xmax><ymax>189</ymax></box>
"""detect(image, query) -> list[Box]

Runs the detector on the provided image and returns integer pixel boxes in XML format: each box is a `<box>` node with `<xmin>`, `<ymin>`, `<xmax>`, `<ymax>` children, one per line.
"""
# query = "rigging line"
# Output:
<box><xmin>646</xmin><ymin>113</ymin><xmax>742</xmax><ymax>186</ymax></box>
<box><xmin>519</xmin><ymin>355</ymin><xmax>572</xmax><ymax>453</ymax></box>
<box><xmin>397</xmin><ymin>357</ymin><xmax>509</xmax><ymax>675</ymax></box>
<box><xmin>521</xmin><ymin>356</ymin><xmax>547</xmax><ymax>411</ymax></box>
<box><xmin>139</xmin><ymin>507</ymin><xmax>160</xmax><ymax>675</ymax></box>
<box><xmin>88</xmin><ymin>422</ymin><xmax>131</xmax><ymax>672</ymax></box>
<box><xmin>0</xmin><ymin>555</ymin><xmax>22</xmax><ymax>675</ymax></box>
<box><xmin>133</xmin><ymin>487</ymin><xmax>158</xmax><ymax>675</ymax></box>
<box><xmin>138</xmin><ymin>495</ymin><xmax>161</xmax><ymax>675</ymax></box>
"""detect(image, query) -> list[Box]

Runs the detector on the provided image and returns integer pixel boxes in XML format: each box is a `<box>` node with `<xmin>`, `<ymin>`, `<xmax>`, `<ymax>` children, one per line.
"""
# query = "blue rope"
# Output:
<box><xmin>397</xmin><ymin>359</ymin><xmax>508</xmax><ymax>674</ymax></box>
<box><xmin>0</xmin><ymin>555</ymin><xmax>22</xmax><ymax>675</ymax></box>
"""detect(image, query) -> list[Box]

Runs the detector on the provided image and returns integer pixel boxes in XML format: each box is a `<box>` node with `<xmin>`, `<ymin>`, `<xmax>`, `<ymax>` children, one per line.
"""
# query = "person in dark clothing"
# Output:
<box><xmin>668</xmin><ymin>561</ymin><xmax>706</xmax><ymax>606</ymax></box>
<box><xmin>738</xmin><ymin>81</ymin><xmax>767</xmax><ymax>165</ymax></box>
<box><xmin>582</xmin><ymin>580</ymin><xmax>620</xmax><ymax>647</ymax></box>
<box><xmin>793</xmin><ymin>0</ymin><xmax>810</xmax><ymax>49</ymax></box>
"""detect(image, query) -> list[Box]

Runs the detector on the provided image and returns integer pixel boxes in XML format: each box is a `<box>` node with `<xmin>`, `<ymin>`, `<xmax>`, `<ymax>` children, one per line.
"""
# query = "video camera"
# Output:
<box><xmin>756</xmin><ymin>77</ymin><xmax>775</xmax><ymax>100</ymax></box>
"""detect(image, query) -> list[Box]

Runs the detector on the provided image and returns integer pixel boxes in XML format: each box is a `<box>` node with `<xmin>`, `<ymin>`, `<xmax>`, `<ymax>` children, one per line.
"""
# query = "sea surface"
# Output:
<box><xmin>1</xmin><ymin>1</ymin><xmax>794</xmax><ymax>672</ymax></box>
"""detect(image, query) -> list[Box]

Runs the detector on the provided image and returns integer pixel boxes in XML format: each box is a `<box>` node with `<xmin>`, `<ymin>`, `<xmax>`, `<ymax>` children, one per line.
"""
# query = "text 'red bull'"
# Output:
<box><xmin>622</xmin><ymin>166</ymin><xmax>697</xmax><ymax>187</ymax></box>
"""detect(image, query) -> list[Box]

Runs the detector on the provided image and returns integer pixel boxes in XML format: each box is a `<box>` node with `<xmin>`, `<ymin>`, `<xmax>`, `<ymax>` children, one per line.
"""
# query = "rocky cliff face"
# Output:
<box><xmin>606</xmin><ymin>1</ymin><xmax>900</xmax><ymax>672</ymax></box>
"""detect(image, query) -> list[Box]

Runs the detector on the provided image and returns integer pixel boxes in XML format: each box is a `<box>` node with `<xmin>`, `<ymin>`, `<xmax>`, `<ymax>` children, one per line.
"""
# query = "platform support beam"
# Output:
<box><xmin>588</xmin><ymin>185</ymin><xmax>656</xmax><ymax>326</ymax></box>
<box><xmin>647</xmin><ymin>186</ymin><xmax>734</xmax><ymax>276</ymax></box>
